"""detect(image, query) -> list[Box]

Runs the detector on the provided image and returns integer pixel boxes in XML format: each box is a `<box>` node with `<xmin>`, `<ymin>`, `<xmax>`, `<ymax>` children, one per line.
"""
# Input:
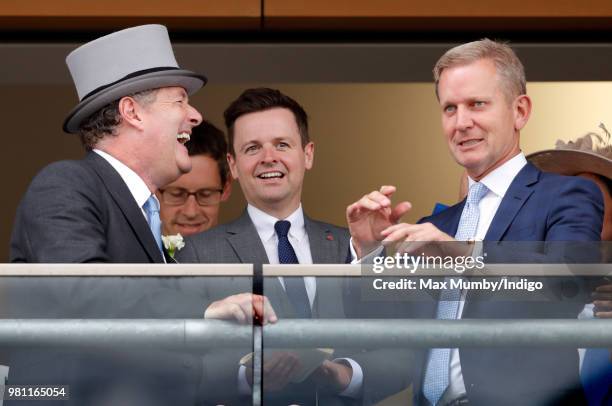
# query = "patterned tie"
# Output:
<box><xmin>143</xmin><ymin>195</ymin><xmax>164</xmax><ymax>258</ymax></box>
<box><xmin>275</xmin><ymin>220</ymin><xmax>312</xmax><ymax>318</ymax></box>
<box><xmin>423</xmin><ymin>182</ymin><xmax>489</xmax><ymax>405</ymax></box>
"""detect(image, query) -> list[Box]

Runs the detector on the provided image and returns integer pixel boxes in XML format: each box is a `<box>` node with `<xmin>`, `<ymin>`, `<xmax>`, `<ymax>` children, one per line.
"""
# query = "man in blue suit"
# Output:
<box><xmin>347</xmin><ymin>39</ymin><xmax>604</xmax><ymax>405</ymax></box>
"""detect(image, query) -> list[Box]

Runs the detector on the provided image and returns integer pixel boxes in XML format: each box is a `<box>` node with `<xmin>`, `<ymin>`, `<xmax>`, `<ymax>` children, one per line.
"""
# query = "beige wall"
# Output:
<box><xmin>4</xmin><ymin>82</ymin><xmax>611</xmax><ymax>261</ymax></box>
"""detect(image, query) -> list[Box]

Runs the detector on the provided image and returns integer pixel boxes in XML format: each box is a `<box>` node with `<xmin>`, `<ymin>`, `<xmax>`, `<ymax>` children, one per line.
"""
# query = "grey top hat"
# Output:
<box><xmin>63</xmin><ymin>24</ymin><xmax>206</xmax><ymax>134</ymax></box>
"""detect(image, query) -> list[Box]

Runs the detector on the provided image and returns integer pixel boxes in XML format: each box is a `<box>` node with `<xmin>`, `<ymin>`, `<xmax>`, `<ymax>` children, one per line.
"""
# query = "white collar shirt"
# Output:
<box><xmin>247</xmin><ymin>204</ymin><xmax>315</xmax><ymax>306</ymax></box>
<box><xmin>93</xmin><ymin>149</ymin><xmax>154</xmax><ymax>218</ymax></box>
<box><xmin>444</xmin><ymin>152</ymin><xmax>528</xmax><ymax>404</ymax></box>
<box><xmin>93</xmin><ymin>149</ymin><xmax>165</xmax><ymax>263</ymax></box>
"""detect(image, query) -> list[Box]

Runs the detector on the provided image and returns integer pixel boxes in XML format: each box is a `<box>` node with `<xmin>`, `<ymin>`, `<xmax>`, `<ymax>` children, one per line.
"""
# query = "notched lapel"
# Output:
<box><xmin>225</xmin><ymin>211</ymin><xmax>269</xmax><ymax>265</ymax></box>
<box><xmin>305</xmin><ymin>216</ymin><xmax>340</xmax><ymax>264</ymax></box>
<box><xmin>485</xmin><ymin>163</ymin><xmax>539</xmax><ymax>241</ymax></box>
<box><xmin>86</xmin><ymin>153</ymin><xmax>164</xmax><ymax>263</ymax></box>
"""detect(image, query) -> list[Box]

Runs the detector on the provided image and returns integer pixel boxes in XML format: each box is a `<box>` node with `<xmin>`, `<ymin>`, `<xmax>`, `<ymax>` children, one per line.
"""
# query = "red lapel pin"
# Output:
<box><xmin>326</xmin><ymin>234</ymin><xmax>334</xmax><ymax>241</ymax></box>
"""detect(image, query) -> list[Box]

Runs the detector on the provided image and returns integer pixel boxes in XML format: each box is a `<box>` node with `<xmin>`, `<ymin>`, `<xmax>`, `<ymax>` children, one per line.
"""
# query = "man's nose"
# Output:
<box><xmin>187</xmin><ymin>104</ymin><xmax>203</xmax><ymax>126</ymax></box>
<box><xmin>181</xmin><ymin>194</ymin><xmax>200</xmax><ymax>216</ymax></box>
<box><xmin>260</xmin><ymin>145</ymin><xmax>278</xmax><ymax>163</ymax></box>
<box><xmin>455</xmin><ymin>106</ymin><xmax>473</xmax><ymax>131</ymax></box>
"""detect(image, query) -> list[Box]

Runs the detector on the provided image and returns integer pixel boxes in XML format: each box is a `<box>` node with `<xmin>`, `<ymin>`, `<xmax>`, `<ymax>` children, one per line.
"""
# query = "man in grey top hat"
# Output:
<box><xmin>10</xmin><ymin>24</ymin><xmax>204</xmax><ymax>263</ymax></box>
<box><xmin>5</xmin><ymin>25</ymin><xmax>206</xmax><ymax>406</ymax></box>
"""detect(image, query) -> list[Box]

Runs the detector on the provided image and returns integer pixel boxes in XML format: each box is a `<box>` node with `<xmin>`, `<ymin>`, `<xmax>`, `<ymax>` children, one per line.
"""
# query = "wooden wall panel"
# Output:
<box><xmin>0</xmin><ymin>0</ymin><xmax>261</xmax><ymax>30</ymax></box>
<box><xmin>264</xmin><ymin>0</ymin><xmax>612</xmax><ymax>31</ymax></box>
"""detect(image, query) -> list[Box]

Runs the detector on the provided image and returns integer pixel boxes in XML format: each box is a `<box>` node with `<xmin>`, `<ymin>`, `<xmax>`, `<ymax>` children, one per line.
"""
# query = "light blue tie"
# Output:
<box><xmin>423</xmin><ymin>182</ymin><xmax>488</xmax><ymax>405</ymax></box>
<box><xmin>143</xmin><ymin>195</ymin><xmax>164</xmax><ymax>258</ymax></box>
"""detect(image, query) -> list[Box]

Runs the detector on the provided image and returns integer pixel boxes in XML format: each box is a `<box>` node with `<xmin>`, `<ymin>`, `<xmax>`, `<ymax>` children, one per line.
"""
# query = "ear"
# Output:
<box><xmin>221</xmin><ymin>178</ymin><xmax>232</xmax><ymax>202</ymax></box>
<box><xmin>118</xmin><ymin>96</ymin><xmax>146</xmax><ymax>131</ymax></box>
<box><xmin>227</xmin><ymin>152</ymin><xmax>239</xmax><ymax>180</ymax></box>
<box><xmin>513</xmin><ymin>94</ymin><xmax>532</xmax><ymax>131</ymax></box>
<box><xmin>303</xmin><ymin>142</ymin><xmax>315</xmax><ymax>170</ymax></box>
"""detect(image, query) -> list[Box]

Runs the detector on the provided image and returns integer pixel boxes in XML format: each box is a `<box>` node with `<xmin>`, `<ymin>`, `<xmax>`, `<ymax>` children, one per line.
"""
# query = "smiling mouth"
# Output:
<box><xmin>257</xmin><ymin>171</ymin><xmax>284</xmax><ymax>179</ymax></box>
<box><xmin>458</xmin><ymin>139</ymin><xmax>483</xmax><ymax>147</ymax></box>
<box><xmin>177</xmin><ymin>132</ymin><xmax>190</xmax><ymax>145</ymax></box>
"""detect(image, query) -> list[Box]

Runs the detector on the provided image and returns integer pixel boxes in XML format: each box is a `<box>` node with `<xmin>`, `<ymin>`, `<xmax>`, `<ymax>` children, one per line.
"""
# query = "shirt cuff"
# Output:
<box><xmin>350</xmin><ymin>238</ymin><xmax>384</xmax><ymax>264</ymax></box>
<box><xmin>335</xmin><ymin>358</ymin><xmax>363</xmax><ymax>398</ymax></box>
<box><xmin>238</xmin><ymin>365</ymin><xmax>251</xmax><ymax>396</ymax></box>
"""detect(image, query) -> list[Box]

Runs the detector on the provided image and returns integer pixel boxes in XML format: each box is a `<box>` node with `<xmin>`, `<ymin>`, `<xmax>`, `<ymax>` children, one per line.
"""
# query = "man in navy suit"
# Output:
<box><xmin>347</xmin><ymin>39</ymin><xmax>604</xmax><ymax>405</ymax></box>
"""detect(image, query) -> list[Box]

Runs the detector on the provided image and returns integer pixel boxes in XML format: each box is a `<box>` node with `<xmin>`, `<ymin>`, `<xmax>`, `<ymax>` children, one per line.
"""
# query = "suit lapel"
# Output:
<box><xmin>305</xmin><ymin>215</ymin><xmax>340</xmax><ymax>264</ymax></box>
<box><xmin>484</xmin><ymin>163</ymin><xmax>539</xmax><ymax>241</ymax></box>
<box><xmin>164</xmin><ymin>249</ymin><xmax>177</xmax><ymax>264</ymax></box>
<box><xmin>429</xmin><ymin>202</ymin><xmax>465</xmax><ymax>237</ymax></box>
<box><xmin>225</xmin><ymin>210</ymin><xmax>284</xmax><ymax>303</ymax></box>
<box><xmin>225</xmin><ymin>210</ymin><xmax>270</xmax><ymax>265</ymax></box>
<box><xmin>86</xmin><ymin>152</ymin><xmax>164</xmax><ymax>263</ymax></box>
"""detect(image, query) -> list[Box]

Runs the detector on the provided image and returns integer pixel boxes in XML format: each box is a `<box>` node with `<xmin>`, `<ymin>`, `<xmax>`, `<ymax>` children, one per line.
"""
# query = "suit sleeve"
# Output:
<box><xmin>545</xmin><ymin>176</ymin><xmax>603</xmax><ymax>242</ymax></box>
<box><xmin>10</xmin><ymin>161</ymin><xmax>110</xmax><ymax>263</ymax></box>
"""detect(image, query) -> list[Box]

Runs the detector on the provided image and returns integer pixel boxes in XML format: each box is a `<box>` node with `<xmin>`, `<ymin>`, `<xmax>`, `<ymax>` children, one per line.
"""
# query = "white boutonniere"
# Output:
<box><xmin>162</xmin><ymin>234</ymin><xmax>185</xmax><ymax>259</ymax></box>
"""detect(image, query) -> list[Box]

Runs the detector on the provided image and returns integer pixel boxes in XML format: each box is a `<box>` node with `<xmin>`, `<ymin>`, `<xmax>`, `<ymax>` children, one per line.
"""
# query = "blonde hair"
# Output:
<box><xmin>433</xmin><ymin>39</ymin><xmax>526</xmax><ymax>102</ymax></box>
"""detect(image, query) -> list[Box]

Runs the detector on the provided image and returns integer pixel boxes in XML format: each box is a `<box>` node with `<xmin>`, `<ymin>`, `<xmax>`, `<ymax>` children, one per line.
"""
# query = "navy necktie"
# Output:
<box><xmin>275</xmin><ymin>220</ymin><xmax>311</xmax><ymax>318</ymax></box>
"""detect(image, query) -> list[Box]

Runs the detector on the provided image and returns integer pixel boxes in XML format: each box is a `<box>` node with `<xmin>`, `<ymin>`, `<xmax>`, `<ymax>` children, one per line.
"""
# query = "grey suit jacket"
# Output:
<box><xmin>179</xmin><ymin>209</ymin><xmax>350</xmax><ymax>316</ymax></box>
<box><xmin>10</xmin><ymin>152</ymin><xmax>165</xmax><ymax>263</ymax></box>
<box><xmin>178</xmin><ymin>210</ymin><xmax>413</xmax><ymax>406</ymax></box>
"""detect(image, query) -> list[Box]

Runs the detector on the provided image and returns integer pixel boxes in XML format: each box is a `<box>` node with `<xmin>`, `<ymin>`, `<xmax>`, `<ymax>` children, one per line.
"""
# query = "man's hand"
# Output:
<box><xmin>346</xmin><ymin>185</ymin><xmax>411</xmax><ymax>258</ymax></box>
<box><xmin>380</xmin><ymin>222</ymin><xmax>476</xmax><ymax>258</ymax></box>
<box><xmin>311</xmin><ymin>360</ymin><xmax>353</xmax><ymax>394</ymax></box>
<box><xmin>246</xmin><ymin>351</ymin><xmax>301</xmax><ymax>391</ymax></box>
<box><xmin>593</xmin><ymin>284</ymin><xmax>612</xmax><ymax>318</ymax></box>
<box><xmin>204</xmin><ymin>293</ymin><xmax>278</xmax><ymax>324</ymax></box>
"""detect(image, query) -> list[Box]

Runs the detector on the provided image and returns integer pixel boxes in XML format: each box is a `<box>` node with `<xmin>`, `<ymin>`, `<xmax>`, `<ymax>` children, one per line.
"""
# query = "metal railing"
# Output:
<box><xmin>1</xmin><ymin>319</ymin><xmax>612</xmax><ymax>349</ymax></box>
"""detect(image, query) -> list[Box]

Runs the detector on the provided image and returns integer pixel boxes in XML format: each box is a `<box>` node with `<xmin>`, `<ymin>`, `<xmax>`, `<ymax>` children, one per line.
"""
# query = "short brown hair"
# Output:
<box><xmin>78</xmin><ymin>89</ymin><xmax>158</xmax><ymax>150</ymax></box>
<box><xmin>433</xmin><ymin>39</ymin><xmax>526</xmax><ymax>102</ymax></box>
<box><xmin>186</xmin><ymin>121</ymin><xmax>230</xmax><ymax>185</ymax></box>
<box><xmin>223</xmin><ymin>87</ymin><xmax>309</xmax><ymax>155</ymax></box>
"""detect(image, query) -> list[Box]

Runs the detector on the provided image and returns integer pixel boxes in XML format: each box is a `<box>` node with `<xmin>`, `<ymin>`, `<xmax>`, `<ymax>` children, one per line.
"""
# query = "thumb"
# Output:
<box><xmin>390</xmin><ymin>201</ymin><xmax>412</xmax><ymax>224</ymax></box>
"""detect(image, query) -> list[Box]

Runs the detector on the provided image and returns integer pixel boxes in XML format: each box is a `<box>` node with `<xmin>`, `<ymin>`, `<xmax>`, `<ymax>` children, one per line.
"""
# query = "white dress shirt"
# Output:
<box><xmin>93</xmin><ymin>149</ymin><xmax>154</xmax><ymax>219</ymax></box>
<box><xmin>442</xmin><ymin>152</ymin><xmax>527</xmax><ymax>403</ymax></box>
<box><xmin>93</xmin><ymin>149</ymin><xmax>165</xmax><ymax>262</ymax></box>
<box><xmin>247</xmin><ymin>204</ymin><xmax>317</xmax><ymax>305</ymax></box>
<box><xmin>239</xmin><ymin>204</ymin><xmax>363</xmax><ymax>397</ymax></box>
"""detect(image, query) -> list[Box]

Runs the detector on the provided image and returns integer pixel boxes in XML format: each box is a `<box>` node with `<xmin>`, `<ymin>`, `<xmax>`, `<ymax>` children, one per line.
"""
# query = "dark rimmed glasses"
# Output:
<box><xmin>159</xmin><ymin>187</ymin><xmax>223</xmax><ymax>206</ymax></box>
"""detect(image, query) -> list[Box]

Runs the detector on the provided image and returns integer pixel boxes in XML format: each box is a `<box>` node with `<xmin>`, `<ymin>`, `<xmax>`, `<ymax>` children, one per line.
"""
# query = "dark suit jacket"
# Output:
<box><xmin>412</xmin><ymin>163</ymin><xmax>604</xmax><ymax>406</ymax></box>
<box><xmin>10</xmin><ymin>152</ymin><xmax>165</xmax><ymax>263</ymax></box>
<box><xmin>178</xmin><ymin>210</ymin><xmax>414</xmax><ymax>406</ymax></box>
<box><xmin>7</xmin><ymin>152</ymin><xmax>199</xmax><ymax>406</ymax></box>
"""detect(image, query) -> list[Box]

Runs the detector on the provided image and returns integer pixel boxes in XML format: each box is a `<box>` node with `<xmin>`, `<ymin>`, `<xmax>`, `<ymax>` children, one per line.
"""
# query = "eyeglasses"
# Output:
<box><xmin>159</xmin><ymin>187</ymin><xmax>223</xmax><ymax>206</ymax></box>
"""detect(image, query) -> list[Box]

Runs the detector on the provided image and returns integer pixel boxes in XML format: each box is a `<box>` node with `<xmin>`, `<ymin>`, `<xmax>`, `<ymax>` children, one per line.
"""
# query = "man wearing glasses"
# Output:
<box><xmin>158</xmin><ymin>120</ymin><xmax>232</xmax><ymax>237</ymax></box>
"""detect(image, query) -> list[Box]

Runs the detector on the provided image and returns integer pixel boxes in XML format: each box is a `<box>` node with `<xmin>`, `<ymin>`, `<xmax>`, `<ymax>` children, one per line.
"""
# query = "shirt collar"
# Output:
<box><xmin>93</xmin><ymin>149</ymin><xmax>153</xmax><ymax>209</ymax></box>
<box><xmin>468</xmin><ymin>152</ymin><xmax>527</xmax><ymax>198</ymax></box>
<box><xmin>247</xmin><ymin>204</ymin><xmax>306</xmax><ymax>243</ymax></box>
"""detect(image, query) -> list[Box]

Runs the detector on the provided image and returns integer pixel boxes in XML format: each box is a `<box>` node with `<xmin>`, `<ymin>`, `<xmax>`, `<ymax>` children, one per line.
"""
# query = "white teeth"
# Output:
<box><xmin>177</xmin><ymin>132</ymin><xmax>190</xmax><ymax>142</ymax></box>
<box><xmin>259</xmin><ymin>171</ymin><xmax>283</xmax><ymax>179</ymax></box>
<box><xmin>462</xmin><ymin>139</ymin><xmax>480</xmax><ymax>146</ymax></box>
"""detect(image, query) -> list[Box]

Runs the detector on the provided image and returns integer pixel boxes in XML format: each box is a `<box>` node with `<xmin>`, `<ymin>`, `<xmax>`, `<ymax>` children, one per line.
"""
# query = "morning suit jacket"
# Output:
<box><xmin>7</xmin><ymin>152</ymin><xmax>200</xmax><ymax>406</ymax></box>
<box><xmin>178</xmin><ymin>210</ymin><xmax>414</xmax><ymax>406</ymax></box>
<box><xmin>412</xmin><ymin>163</ymin><xmax>604</xmax><ymax>406</ymax></box>
<box><xmin>10</xmin><ymin>151</ymin><xmax>165</xmax><ymax>263</ymax></box>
